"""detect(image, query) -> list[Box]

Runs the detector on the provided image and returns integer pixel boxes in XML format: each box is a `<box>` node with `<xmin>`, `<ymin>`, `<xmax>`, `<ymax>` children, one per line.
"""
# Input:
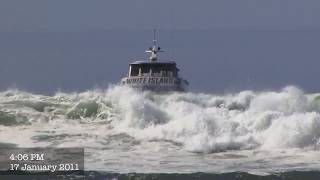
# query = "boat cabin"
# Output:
<box><xmin>128</xmin><ymin>61</ymin><xmax>178</xmax><ymax>78</ymax></box>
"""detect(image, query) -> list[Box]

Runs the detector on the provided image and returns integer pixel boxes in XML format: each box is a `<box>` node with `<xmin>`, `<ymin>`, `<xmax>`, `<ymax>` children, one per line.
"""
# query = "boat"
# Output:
<box><xmin>120</xmin><ymin>30</ymin><xmax>189</xmax><ymax>92</ymax></box>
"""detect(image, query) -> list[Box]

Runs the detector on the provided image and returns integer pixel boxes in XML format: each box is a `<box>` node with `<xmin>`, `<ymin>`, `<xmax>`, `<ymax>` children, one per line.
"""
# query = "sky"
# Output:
<box><xmin>1</xmin><ymin>0</ymin><xmax>320</xmax><ymax>94</ymax></box>
<box><xmin>1</xmin><ymin>0</ymin><xmax>320</xmax><ymax>31</ymax></box>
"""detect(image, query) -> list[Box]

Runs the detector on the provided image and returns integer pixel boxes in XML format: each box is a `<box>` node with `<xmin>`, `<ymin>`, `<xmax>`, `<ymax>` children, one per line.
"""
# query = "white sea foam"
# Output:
<box><xmin>1</xmin><ymin>85</ymin><xmax>320</xmax><ymax>154</ymax></box>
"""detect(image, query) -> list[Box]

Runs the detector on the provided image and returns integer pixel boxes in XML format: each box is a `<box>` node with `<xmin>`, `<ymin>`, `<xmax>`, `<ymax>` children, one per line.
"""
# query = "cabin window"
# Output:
<box><xmin>141</xmin><ymin>66</ymin><xmax>150</xmax><ymax>74</ymax></box>
<box><xmin>130</xmin><ymin>65</ymin><xmax>139</xmax><ymax>76</ymax></box>
<box><xmin>130</xmin><ymin>64</ymin><xmax>178</xmax><ymax>77</ymax></box>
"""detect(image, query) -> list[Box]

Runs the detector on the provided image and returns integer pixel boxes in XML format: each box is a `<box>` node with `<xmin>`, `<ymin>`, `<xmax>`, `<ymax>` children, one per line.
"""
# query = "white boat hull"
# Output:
<box><xmin>121</xmin><ymin>76</ymin><xmax>188</xmax><ymax>92</ymax></box>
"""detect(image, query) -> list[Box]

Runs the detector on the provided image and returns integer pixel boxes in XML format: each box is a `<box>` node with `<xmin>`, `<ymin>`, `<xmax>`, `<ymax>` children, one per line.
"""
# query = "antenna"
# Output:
<box><xmin>146</xmin><ymin>29</ymin><xmax>164</xmax><ymax>62</ymax></box>
<box><xmin>153</xmin><ymin>29</ymin><xmax>157</xmax><ymax>46</ymax></box>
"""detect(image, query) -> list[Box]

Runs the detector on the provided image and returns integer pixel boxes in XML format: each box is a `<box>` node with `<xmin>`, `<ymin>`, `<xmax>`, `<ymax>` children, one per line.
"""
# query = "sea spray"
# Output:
<box><xmin>0</xmin><ymin>86</ymin><xmax>320</xmax><ymax>154</ymax></box>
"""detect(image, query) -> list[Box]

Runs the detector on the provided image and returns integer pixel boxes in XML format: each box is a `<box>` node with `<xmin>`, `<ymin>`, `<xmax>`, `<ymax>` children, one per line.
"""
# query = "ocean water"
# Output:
<box><xmin>1</xmin><ymin>85</ymin><xmax>320</xmax><ymax>179</ymax></box>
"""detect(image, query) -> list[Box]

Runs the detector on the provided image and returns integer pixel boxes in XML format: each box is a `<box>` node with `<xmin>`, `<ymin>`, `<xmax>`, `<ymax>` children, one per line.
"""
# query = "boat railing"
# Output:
<box><xmin>135</xmin><ymin>71</ymin><xmax>174</xmax><ymax>77</ymax></box>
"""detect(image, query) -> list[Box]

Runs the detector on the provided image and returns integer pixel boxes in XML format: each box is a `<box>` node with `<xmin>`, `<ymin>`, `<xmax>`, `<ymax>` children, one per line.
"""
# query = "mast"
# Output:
<box><xmin>146</xmin><ymin>29</ymin><xmax>163</xmax><ymax>62</ymax></box>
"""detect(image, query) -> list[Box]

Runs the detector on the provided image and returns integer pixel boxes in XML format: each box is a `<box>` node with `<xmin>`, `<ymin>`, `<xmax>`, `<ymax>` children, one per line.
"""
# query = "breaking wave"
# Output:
<box><xmin>1</xmin><ymin>85</ymin><xmax>320</xmax><ymax>153</ymax></box>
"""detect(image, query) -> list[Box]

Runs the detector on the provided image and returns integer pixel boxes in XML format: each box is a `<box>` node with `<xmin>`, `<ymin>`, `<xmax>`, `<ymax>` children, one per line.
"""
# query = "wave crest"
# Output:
<box><xmin>1</xmin><ymin>86</ymin><xmax>320</xmax><ymax>153</ymax></box>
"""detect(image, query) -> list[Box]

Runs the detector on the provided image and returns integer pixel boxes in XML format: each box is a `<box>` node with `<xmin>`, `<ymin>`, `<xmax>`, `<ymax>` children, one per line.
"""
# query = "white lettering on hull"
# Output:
<box><xmin>125</xmin><ymin>77</ymin><xmax>178</xmax><ymax>85</ymax></box>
